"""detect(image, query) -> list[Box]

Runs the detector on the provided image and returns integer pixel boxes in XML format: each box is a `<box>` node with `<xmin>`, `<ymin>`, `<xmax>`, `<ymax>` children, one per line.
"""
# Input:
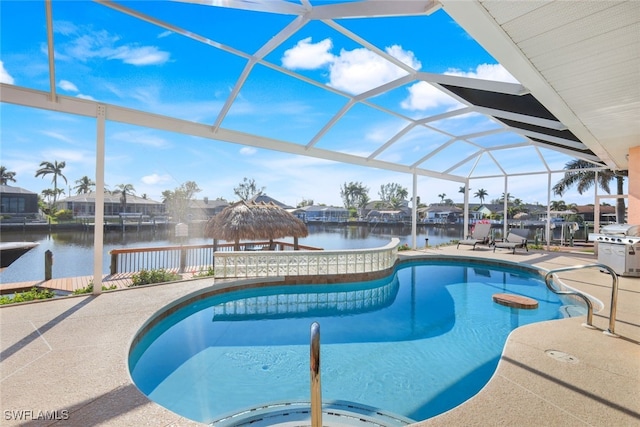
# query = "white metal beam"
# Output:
<box><xmin>368</xmin><ymin>123</ymin><xmax>416</xmax><ymax>160</ymax></box>
<box><xmin>0</xmin><ymin>85</ymin><xmax>463</xmax><ymax>182</ymax></box>
<box><xmin>45</xmin><ymin>0</ymin><xmax>57</xmax><ymax>102</ymax></box>
<box><xmin>174</xmin><ymin>0</ymin><xmax>307</xmax><ymax>16</ymax></box>
<box><xmin>310</xmin><ymin>1</ymin><xmax>441</xmax><ymax>20</ymax></box>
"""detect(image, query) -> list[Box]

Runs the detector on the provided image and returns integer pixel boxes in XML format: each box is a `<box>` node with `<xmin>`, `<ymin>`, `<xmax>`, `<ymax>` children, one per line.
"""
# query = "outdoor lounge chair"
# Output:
<box><xmin>493</xmin><ymin>231</ymin><xmax>528</xmax><ymax>254</ymax></box>
<box><xmin>457</xmin><ymin>223</ymin><xmax>492</xmax><ymax>250</ymax></box>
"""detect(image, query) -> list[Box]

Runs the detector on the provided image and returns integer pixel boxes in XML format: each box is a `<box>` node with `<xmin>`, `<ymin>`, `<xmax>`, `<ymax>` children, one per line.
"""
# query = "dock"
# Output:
<box><xmin>0</xmin><ymin>270</ymin><xmax>200</xmax><ymax>294</ymax></box>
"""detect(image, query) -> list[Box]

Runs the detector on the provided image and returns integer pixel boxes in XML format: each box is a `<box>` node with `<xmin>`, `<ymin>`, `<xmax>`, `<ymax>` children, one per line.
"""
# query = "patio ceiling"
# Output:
<box><xmin>443</xmin><ymin>0</ymin><xmax>639</xmax><ymax>173</ymax></box>
<box><xmin>1</xmin><ymin>0</ymin><xmax>637</xmax><ymax>183</ymax></box>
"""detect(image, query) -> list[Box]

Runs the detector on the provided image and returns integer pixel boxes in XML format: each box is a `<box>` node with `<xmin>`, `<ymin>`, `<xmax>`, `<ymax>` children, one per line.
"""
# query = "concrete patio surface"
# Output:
<box><xmin>1</xmin><ymin>247</ymin><xmax>638</xmax><ymax>426</ymax></box>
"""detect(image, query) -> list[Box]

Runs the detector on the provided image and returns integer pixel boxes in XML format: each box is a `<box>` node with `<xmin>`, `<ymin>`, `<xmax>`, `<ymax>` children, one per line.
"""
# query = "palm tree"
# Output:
<box><xmin>499</xmin><ymin>192</ymin><xmax>513</xmax><ymax>204</ymax></box>
<box><xmin>74</xmin><ymin>176</ymin><xmax>95</xmax><ymax>194</ymax></box>
<box><xmin>553</xmin><ymin>159</ymin><xmax>627</xmax><ymax>223</ymax></box>
<box><xmin>340</xmin><ymin>181</ymin><xmax>369</xmax><ymax>217</ymax></box>
<box><xmin>41</xmin><ymin>188</ymin><xmax>65</xmax><ymax>213</ymax></box>
<box><xmin>438</xmin><ymin>193</ymin><xmax>446</xmax><ymax>203</ymax></box>
<box><xmin>474</xmin><ymin>188</ymin><xmax>488</xmax><ymax>204</ymax></box>
<box><xmin>113</xmin><ymin>183</ymin><xmax>136</xmax><ymax>213</ymax></box>
<box><xmin>550</xmin><ymin>200</ymin><xmax>568</xmax><ymax>211</ymax></box>
<box><xmin>35</xmin><ymin>160</ymin><xmax>67</xmax><ymax>207</ymax></box>
<box><xmin>0</xmin><ymin>166</ymin><xmax>17</xmax><ymax>185</ymax></box>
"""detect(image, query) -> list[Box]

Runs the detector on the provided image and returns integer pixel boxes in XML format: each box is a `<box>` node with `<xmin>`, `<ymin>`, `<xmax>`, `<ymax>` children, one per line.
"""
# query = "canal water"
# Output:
<box><xmin>0</xmin><ymin>224</ymin><xmax>465</xmax><ymax>284</ymax></box>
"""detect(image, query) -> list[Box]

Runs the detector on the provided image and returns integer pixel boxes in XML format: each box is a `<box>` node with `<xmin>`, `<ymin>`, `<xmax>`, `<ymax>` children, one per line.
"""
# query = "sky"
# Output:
<box><xmin>0</xmin><ymin>1</ymin><xmax>622</xmax><ymax>209</ymax></box>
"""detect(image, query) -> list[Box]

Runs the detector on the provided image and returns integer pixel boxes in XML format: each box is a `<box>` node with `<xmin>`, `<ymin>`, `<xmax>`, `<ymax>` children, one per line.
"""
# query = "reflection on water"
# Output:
<box><xmin>0</xmin><ymin>224</ymin><xmax>464</xmax><ymax>283</ymax></box>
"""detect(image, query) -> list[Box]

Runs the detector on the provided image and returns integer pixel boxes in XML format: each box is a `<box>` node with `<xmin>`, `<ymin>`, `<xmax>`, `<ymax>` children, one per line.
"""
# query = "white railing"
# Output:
<box><xmin>213</xmin><ymin>238</ymin><xmax>399</xmax><ymax>279</ymax></box>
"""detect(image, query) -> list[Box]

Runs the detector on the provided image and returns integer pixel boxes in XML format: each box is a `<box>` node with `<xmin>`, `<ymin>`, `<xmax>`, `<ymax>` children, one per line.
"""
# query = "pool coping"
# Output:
<box><xmin>1</xmin><ymin>247</ymin><xmax>638</xmax><ymax>426</ymax></box>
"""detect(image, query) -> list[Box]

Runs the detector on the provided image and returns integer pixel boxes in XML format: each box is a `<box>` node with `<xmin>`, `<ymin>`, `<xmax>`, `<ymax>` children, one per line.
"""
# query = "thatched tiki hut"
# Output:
<box><xmin>204</xmin><ymin>201</ymin><xmax>308</xmax><ymax>251</ymax></box>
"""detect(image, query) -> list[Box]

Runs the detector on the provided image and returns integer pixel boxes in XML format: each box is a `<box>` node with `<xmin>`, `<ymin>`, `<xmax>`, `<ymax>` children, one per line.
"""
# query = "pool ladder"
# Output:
<box><xmin>544</xmin><ymin>263</ymin><xmax>619</xmax><ymax>336</ymax></box>
<box><xmin>310</xmin><ymin>322</ymin><xmax>322</xmax><ymax>427</ymax></box>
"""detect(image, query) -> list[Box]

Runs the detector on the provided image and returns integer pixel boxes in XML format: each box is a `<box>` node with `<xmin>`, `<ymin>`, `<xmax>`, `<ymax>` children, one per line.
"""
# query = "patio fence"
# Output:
<box><xmin>109</xmin><ymin>241</ymin><xmax>321</xmax><ymax>275</ymax></box>
<box><xmin>109</xmin><ymin>241</ymin><xmax>328</xmax><ymax>275</ymax></box>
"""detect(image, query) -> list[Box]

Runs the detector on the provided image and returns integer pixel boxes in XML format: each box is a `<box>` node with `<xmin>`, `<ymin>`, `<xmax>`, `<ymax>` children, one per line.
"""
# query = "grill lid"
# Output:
<box><xmin>600</xmin><ymin>224</ymin><xmax>640</xmax><ymax>237</ymax></box>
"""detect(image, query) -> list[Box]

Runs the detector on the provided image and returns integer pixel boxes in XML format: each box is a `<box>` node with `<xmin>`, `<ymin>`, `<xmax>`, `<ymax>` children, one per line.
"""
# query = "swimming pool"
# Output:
<box><xmin>129</xmin><ymin>259</ymin><xmax>585</xmax><ymax>424</ymax></box>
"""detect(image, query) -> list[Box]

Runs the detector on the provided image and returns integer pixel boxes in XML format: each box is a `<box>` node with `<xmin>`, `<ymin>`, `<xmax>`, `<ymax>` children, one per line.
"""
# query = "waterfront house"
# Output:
<box><xmin>419</xmin><ymin>204</ymin><xmax>464</xmax><ymax>224</ymax></box>
<box><xmin>57</xmin><ymin>192</ymin><xmax>165</xmax><ymax>218</ymax></box>
<box><xmin>366</xmin><ymin>209</ymin><xmax>409</xmax><ymax>223</ymax></box>
<box><xmin>571</xmin><ymin>205</ymin><xmax>618</xmax><ymax>223</ymax></box>
<box><xmin>186</xmin><ymin>198</ymin><xmax>229</xmax><ymax>221</ymax></box>
<box><xmin>248</xmin><ymin>194</ymin><xmax>294</xmax><ymax>209</ymax></box>
<box><xmin>0</xmin><ymin>185</ymin><xmax>39</xmax><ymax>219</ymax></box>
<box><xmin>292</xmin><ymin>205</ymin><xmax>349</xmax><ymax>223</ymax></box>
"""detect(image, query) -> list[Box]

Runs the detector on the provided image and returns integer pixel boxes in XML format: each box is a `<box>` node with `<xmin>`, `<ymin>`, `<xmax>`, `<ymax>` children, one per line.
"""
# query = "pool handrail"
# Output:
<box><xmin>544</xmin><ymin>263</ymin><xmax>619</xmax><ymax>336</ymax></box>
<box><xmin>310</xmin><ymin>322</ymin><xmax>322</xmax><ymax>427</ymax></box>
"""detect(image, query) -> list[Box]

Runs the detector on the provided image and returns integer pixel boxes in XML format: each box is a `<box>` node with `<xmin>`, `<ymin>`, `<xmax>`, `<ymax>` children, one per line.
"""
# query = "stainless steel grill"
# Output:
<box><xmin>590</xmin><ymin>224</ymin><xmax>640</xmax><ymax>277</ymax></box>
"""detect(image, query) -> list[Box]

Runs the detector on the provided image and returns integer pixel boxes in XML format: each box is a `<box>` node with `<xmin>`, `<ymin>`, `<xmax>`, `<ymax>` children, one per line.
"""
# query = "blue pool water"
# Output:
<box><xmin>129</xmin><ymin>260</ymin><xmax>584</xmax><ymax>424</ymax></box>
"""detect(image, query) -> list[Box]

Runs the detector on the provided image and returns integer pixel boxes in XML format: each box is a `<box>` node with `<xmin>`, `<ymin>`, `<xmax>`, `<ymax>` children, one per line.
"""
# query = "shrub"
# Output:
<box><xmin>0</xmin><ymin>287</ymin><xmax>55</xmax><ymax>305</ymax></box>
<box><xmin>193</xmin><ymin>266</ymin><xmax>215</xmax><ymax>277</ymax></box>
<box><xmin>130</xmin><ymin>269</ymin><xmax>181</xmax><ymax>287</ymax></box>
<box><xmin>72</xmin><ymin>282</ymin><xmax>118</xmax><ymax>295</ymax></box>
<box><xmin>397</xmin><ymin>243</ymin><xmax>411</xmax><ymax>251</ymax></box>
<box><xmin>54</xmin><ymin>209</ymin><xmax>74</xmax><ymax>221</ymax></box>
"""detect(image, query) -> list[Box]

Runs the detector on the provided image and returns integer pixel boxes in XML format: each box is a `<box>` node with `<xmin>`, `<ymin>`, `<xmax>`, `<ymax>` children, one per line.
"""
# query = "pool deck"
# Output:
<box><xmin>1</xmin><ymin>246</ymin><xmax>638</xmax><ymax>426</ymax></box>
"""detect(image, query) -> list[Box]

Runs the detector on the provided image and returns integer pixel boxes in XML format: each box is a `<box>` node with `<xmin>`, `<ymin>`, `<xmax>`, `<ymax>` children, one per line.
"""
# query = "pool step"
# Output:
<box><xmin>209</xmin><ymin>400</ymin><xmax>414</xmax><ymax>427</ymax></box>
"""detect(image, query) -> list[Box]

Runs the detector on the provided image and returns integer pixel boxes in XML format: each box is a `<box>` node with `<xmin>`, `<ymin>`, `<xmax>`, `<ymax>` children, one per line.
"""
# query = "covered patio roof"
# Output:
<box><xmin>1</xmin><ymin>1</ymin><xmax>637</xmax><ymax>185</ymax></box>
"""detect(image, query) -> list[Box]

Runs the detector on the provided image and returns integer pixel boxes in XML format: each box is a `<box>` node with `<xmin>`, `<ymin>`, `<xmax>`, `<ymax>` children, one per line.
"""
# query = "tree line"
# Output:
<box><xmin>0</xmin><ymin>158</ymin><xmax>628</xmax><ymax>222</ymax></box>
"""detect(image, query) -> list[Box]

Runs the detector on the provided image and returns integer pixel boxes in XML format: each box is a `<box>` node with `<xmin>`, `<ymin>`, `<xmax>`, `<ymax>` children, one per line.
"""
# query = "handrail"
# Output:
<box><xmin>544</xmin><ymin>263</ymin><xmax>619</xmax><ymax>336</ymax></box>
<box><xmin>310</xmin><ymin>322</ymin><xmax>322</xmax><ymax>427</ymax></box>
<box><xmin>108</xmin><ymin>241</ymin><xmax>322</xmax><ymax>274</ymax></box>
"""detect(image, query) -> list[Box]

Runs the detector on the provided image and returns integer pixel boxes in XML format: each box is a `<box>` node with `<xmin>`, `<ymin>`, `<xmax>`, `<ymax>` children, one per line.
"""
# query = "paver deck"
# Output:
<box><xmin>0</xmin><ymin>246</ymin><xmax>638</xmax><ymax>426</ymax></box>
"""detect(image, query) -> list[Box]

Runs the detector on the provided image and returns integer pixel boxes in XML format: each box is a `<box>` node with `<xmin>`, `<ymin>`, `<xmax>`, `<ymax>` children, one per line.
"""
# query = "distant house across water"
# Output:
<box><xmin>419</xmin><ymin>204</ymin><xmax>464</xmax><ymax>224</ymax></box>
<box><xmin>0</xmin><ymin>185</ymin><xmax>39</xmax><ymax>218</ymax></box>
<box><xmin>56</xmin><ymin>192</ymin><xmax>164</xmax><ymax>217</ymax></box>
<box><xmin>187</xmin><ymin>198</ymin><xmax>228</xmax><ymax>221</ymax></box>
<box><xmin>248</xmin><ymin>194</ymin><xmax>294</xmax><ymax>209</ymax></box>
<box><xmin>292</xmin><ymin>205</ymin><xmax>349</xmax><ymax>223</ymax></box>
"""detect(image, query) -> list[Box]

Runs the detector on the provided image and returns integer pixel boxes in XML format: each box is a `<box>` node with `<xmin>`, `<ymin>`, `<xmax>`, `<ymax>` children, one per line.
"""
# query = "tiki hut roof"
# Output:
<box><xmin>204</xmin><ymin>201</ymin><xmax>308</xmax><ymax>241</ymax></box>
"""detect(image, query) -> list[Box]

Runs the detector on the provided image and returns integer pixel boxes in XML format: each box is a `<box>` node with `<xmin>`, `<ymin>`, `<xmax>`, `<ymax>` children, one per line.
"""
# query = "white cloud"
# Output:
<box><xmin>142</xmin><ymin>173</ymin><xmax>172</xmax><ymax>185</ymax></box>
<box><xmin>281</xmin><ymin>38</ymin><xmax>420</xmax><ymax>95</ymax></box>
<box><xmin>111</xmin><ymin>130</ymin><xmax>170</xmax><ymax>148</ymax></box>
<box><xmin>446</xmin><ymin>63</ymin><xmax>519</xmax><ymax>83</ymax></box>
<box><xmin>54</xmin><ymin>20</ymin><xmax>79</xmax><ymax>36</ymax></box>
<box><xmin>282</xmin><ymin>37</ymin><xmax>334</xmax><ymax>70</ymax></box>
<box><xmin>57</xmin><ymin>80</ymin><xmax>95</xmax><ymax>101</ymax></box>
<box><xmin>401</xmin><ymin>81</ymin><xmax>463</xmax><ymax>111</ymax></box>
<box><xmin>76</xmin><ymin>94</ymin><xmax>96</xmax><ymax>101</ymax></box>
<box><xmin>401</xmin><ymin>64</ymin><xmax>519</xmax><ymax>112</ymax></box>
<box><xmin>41</xmin><ymin>148</ymin><xmax>91</xmax><ymax>163</ymax></box>
<box><xmin>158</xmin><ymin>30</ymin><xmax>173</xmax><ymax>39</ymax></box>
<box><xmin>239</xmin><ymin>147</ymin><xmax>257</xmax><ymax>155</ymax></box>
<box><xmin>109</xmin><ymin>45</ymin><xmax>170</xmax><ymax>66</ymax></box>
<box><xmin>40</xmin><ymin>131</ymin><xmax>75</xmax><ymax>144</ymax></box>
<box><xmin>55</xmin><ymin>23</ymin><xmax>170</xmax><ymax>66</ymax></box>
<box><xmin>328</xmin><ymin>45</ymin><xmax>419</xmax><ymax>94</ymax></box>
<box><xmin>59</xmin><ymin>80</ymin><xmax>79</xmax><ymax>92</ymax></box>
<box><xmin>0</xmin><ymin>61</ymin><xmax>15</xmax><ymax>84</ymax></box>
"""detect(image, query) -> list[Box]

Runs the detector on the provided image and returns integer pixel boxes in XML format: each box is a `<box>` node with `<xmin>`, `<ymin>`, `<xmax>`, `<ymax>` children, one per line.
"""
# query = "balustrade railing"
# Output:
<box><xmin>213</xmin><ymin>239</ymin><xmax>399</xmax><ymax>279</ymax></box>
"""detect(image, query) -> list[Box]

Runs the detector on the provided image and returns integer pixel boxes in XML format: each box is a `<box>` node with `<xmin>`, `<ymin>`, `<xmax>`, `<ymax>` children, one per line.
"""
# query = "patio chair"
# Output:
<box><xmin>457</xmin><ymin>223</ymin><xmax>492</xmax><ymax>250</ymax></box>
<box><xmin>493</xmin><ymin>231</ymin><xmax>528</xmax><ymax>254</ymax></box>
